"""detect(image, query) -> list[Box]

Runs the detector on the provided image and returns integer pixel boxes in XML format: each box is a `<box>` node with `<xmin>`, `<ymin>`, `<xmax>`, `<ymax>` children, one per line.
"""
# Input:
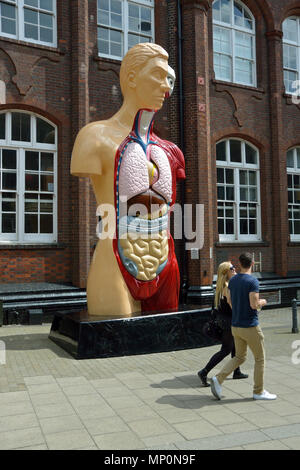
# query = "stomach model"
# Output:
<box><xmin>113</xmin><ymin>109</ymin><xmax>185</xmax><ymax>311</ymax></box>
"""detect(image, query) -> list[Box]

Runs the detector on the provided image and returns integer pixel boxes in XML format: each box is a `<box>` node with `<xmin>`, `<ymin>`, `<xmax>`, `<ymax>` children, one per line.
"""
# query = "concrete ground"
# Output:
<box><xmin>0</xmin><ymin>307</ymin><xmax>300</xmax><ymax>450</ymax></box>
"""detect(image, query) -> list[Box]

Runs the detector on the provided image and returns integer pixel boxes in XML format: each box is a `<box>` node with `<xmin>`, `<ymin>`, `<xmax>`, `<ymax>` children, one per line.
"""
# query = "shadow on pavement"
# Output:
<box><xmin>0</xmin><ymin>333</ymin><xmax>72</xmax><ymax>359</ymax></box>
<box><xmin>156</xmin><ymin>394</ymin><xmax>254</xmax><ymax>409</ymax></box>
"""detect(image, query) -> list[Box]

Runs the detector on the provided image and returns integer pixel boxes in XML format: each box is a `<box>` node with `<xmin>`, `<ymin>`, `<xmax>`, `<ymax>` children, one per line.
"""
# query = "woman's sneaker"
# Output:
<box><xmin>253</xmin><ymin>390</ymin><xmax>277</xmax><ymax>400</ymax></box>
<box><xmin>210</xmin><ymin>376</ymin><xmax>222</xmax><ymax>400</ymax></box>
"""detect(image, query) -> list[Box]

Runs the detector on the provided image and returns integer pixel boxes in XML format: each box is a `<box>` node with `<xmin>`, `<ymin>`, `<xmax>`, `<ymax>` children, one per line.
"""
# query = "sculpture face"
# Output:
<box><xmin>134</xmin><ymin>56</ymin><xmax>170</xmax><ymax>110</ymax></box>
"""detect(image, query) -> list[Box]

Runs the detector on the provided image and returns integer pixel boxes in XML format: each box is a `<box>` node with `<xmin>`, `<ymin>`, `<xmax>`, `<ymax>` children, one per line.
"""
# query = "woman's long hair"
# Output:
<box><xmin>214</xmin><ymin>261</ymin><xmax>232</xmax><ymax>308</ymax></box>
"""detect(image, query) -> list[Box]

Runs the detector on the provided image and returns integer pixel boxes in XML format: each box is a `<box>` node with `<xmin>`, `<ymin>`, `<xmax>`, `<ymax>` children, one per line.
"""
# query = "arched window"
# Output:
<box><xmin>212</xmin><ymin>0</ymin><xmax>256</xmax><ymax>86</ymax></box>
<box><xmin>283</xmin><ymin>17</ymin><xmax>300</xmax><ymax>94</ymax></box>
<box><xmin>97</xmin><ymin>0</ymin><xmax>155</xmax><ymax>60</ymax></box>
<box><xmin>216</xmin><ymin>138</ymin><xmax>261</xmax><ymax>241</ymax></box>
<box><xmin>287</xmin><ymin>147</ymin><xmax>300</xmax><ymax>240</ymax></box>
<box><xmin>0</xmin><ymin>110</ymin><xmax>57</xmax><ymax>243</ymax></box>
<box><xmin>0</xmin><ymin>1</ymin><xmax>57</xmax><ymax>47</ymax></box>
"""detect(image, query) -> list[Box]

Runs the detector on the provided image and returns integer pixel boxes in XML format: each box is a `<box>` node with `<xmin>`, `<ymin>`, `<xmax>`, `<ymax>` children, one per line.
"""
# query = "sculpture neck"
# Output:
<box><xmin>133</xmin><ymin>109</ymin><xmax>156</xmax><ymax>144</ymax></box>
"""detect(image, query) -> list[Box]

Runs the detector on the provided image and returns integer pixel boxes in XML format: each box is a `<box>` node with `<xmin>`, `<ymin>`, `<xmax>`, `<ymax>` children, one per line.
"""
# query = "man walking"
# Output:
<box><xmin>210</xmin><ymin>252</ymin><xmax>276</xmax><ymax>401</ymax></box>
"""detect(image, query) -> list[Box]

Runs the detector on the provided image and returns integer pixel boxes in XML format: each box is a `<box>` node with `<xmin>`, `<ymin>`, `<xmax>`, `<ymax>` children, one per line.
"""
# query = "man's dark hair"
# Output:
<box><xmin>239</xmin><ymin>252</ymin><xmax>253</xmax><ymax>269</ymax></box>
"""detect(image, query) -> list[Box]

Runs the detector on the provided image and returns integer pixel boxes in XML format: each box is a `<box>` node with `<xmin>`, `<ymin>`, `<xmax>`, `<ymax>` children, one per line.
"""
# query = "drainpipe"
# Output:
<box><xmin>177</xmin><ymin>0</ymin><xmax>189</xmax><ymax>304</ymax></box>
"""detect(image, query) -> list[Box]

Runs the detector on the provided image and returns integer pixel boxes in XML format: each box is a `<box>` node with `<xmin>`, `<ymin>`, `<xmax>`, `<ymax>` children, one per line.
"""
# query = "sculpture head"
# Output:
<box><xmin>120</xmin><ymin>43</ymin><xmax>175</xmax><ymax>110</ymax></box>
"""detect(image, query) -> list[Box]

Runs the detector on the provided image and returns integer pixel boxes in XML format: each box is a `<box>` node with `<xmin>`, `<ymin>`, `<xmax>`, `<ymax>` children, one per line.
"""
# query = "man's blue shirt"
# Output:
<box><xmin>228</xmin><ymin>273</ymin><xmax>260</xmax><ymax>327</ymax></box>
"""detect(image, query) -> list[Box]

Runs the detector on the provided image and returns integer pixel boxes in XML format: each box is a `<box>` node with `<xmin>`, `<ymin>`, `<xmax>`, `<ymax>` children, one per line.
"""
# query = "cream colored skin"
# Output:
<box><xmin>71</xmin><ymin>55</ymin><xmax>171</xmax><ymax>318</ymax></box>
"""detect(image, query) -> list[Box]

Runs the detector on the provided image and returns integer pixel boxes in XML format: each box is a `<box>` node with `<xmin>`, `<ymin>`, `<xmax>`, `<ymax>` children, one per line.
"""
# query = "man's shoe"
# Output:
<box><xmin>233</xmin><ymin>370</ymin><xmax>249</xmax><ymax>380</ymax></box>
<box><xmin>210</xmin><ymin>376</ymin><xmax>222</xmax><ymax>400</ymax></box>
<box><xmin>198</xmin><ymin>369</ymin><xmax>210</xmax><ymax>387</ymax></box>
<box><xmin>253</xmin><ymin>390</ymin><xmax>277</xmax><ymax>400</ymax></box>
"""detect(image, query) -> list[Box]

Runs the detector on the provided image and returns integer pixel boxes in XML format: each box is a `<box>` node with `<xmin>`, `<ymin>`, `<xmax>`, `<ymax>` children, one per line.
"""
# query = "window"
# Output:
<box><xmin>287</xmin><ymin>147</ymin><xmax>300</xmax><ymax>240</ymax></box>
<box><xmin>0</xmin><ymin>0</ymin><xmax>56</xmax><ymax>47</ymax></box>
<box><xmin>283</xmin><ymin>17</ymin><xmax>300</xmax><ymax>94</ymax></box>
<box><xmin>216</xmin><ymin>139</ymin><xmax>261</xmax><ymax>241</ymax></box>
<box><xmin>0</xmin><ymin>111</ymin><xmax>57</xmax><ymax>243</ymax></box>
<box><xmin>97</xmin><ymin>0</ymin><xmax>154</xmax><ymax>60</ymax></box>
<box><xmin>212</xmin><ymin>0</ymin><xmax>256</xmax><ymax>86</ymax></box>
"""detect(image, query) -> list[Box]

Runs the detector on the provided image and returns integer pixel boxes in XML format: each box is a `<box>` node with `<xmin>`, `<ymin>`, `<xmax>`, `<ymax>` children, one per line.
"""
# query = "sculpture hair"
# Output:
<box><xmin>120</xmin><ymin>43</ymin><xmax>169</xmax><ymax>97</ymax></box>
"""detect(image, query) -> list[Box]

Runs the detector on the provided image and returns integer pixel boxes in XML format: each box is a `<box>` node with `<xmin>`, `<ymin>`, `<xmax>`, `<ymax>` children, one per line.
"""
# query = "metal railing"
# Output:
<box><xmin>292</xmin><ymin>299</ymin><xmax>300</xmax><ymax>334</ymax></box>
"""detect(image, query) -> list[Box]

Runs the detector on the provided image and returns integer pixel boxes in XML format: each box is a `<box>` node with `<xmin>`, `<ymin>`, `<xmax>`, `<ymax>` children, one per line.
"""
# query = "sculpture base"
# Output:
<box><xmin>48</xmin><ymin>306</ymin><xmax>217</xmax><ymax>359</ymax></box>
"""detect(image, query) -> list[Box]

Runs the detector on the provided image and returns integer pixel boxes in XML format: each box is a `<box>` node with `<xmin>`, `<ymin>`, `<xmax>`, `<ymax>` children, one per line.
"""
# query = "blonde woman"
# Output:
<box><xmin>198</xmin><ymin>262</ymin><xmax>248</xmax><ymax>386</ymax></box>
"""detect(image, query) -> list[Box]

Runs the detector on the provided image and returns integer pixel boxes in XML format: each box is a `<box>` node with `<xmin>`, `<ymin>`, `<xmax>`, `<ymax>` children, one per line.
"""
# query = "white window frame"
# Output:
<box><xmin>97</xmin><ymin>0</ymin><xmax>155</xmax><ymax>61</ymax></box>
<box><xmin>212</xmin><ymin>0</ymin><xmax>257</xmax><ymax>87</ymax></box>
<box><xmin>0</xmin><ymin>110</ymin><xmax>57</xmax><ymax>244</ymax></box>
<box><xmin>287</xmin><ymin>146</ymin><xmax>300</xmax><ymax>241</ymax></box>
<box><xmin>0</xmin><ymin>0</ymin><xmax>57</xmax><ymax>47</ymax></box>
<box><xmin>216</xmin><ymin>138</ymin><xmax>261</xmax><ymax>242</ymax></box>
<box><xmin>283</xmin><ymin>16</ymin><xmax>300</xmax><ymax>95</ymax></box>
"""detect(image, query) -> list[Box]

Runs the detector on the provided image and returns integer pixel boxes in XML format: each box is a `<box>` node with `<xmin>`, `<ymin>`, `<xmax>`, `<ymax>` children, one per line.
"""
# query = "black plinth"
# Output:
<box><xmin>48</xmin><ymin>305</ymin><xmax>217</xmax><ymax>359</ymax></box>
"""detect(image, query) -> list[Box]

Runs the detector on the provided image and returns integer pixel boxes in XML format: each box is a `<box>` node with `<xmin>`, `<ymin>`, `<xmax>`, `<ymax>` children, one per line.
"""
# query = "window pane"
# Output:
<box><xmin>111</xmin><ymin>0</ymin><xmax>121</xmax><ymax>14</ymax></box>
<box><xmin>213</xmin><ymin>0</ymin><xmax>221</xmax><ymax>22</ymax></box>
<box><xmin>24</xmin><ymin>0</ymin><xmax>38</xmax><ymax>7</ymax></box>
<box><xmin>217</xmin><ymin>167</ymin><xmax>224</xmax><ymax>183</ymax></box>
<box><xmin>25</xmin><ymin>23</ymin><xmax>39</xmax><ymax>40</ymax></box>
<box><xmin>283</xmin><ymin>18</ymin><xmax>298</xmax><ymax>43</ymax></box>
<box><xmin>25</xmin><ymin>174</ymin><xmax>39</xmax><ymax>191</ymax></box>
<box><xmin>2</xmin><ymin>213</ymin><xmax>15</xmax><ymax>233</ymax></box>
<box><xmin>1</xmin><ymin>3</ymin><xmax>16</xmax><ymax>19</ymax></box>
<box><xmin>1</xmin><ymin>17</ymin><xmax>16</xmax><ymax>34</ymax></box>
<box><xmin>24</xmin><ymin>8</ymin><xmax>38</xmax><ymax>24</ymax></box>
<box><xmin>240</xmin><ymin>170</ymin><xmax>248</xmax><ymax>185</ymax></box>
<box><xmin>40</xmin><ymin>201</ymin><xmax>53</xmax><ymax>212</ymax></box>
<box><xmin>226</xmin><ymin>219</ymin><xmax>234</xmax><ymax>234</ymax></box>
<box><xmin>25</xmin><ymin>214</ymin><xmax>38</xmax><ymax>233</ymax></box>
<box><xmin>297</xmin><ymin>149</ymin><xmax>300</xmax><ymax>169</ymax></box>
<box><xmin>287</xmin><ymin>149</ymin><xmax>294</xmax><ymax>168</ymax></box>
<box><xmin>26</xmin><ymin>151</ymin><xmax>39</xmax><ymax>171</ymax></box>
<box><xmin>98</xmin><ymin>0</ymin><xmax>109</xmax><ymax>10</ymax></box>
<box><xmin>25</xmin><ymin>201</ymin><xmax>38</xmax><ymax>212</ymax></box>
<box><xmin>230</xmin><ymin>140</ymin><xmax>241</xmax><ymax>162</ymax></box>
<box><xmin>40</xmin><ymin>174</ymin><xmax>53</xmax><ymax>192</ymax></box>
<box><xmin>218</xmin><ymin>218</ymin><xmax>224</xmax><ymax>234</ymax></box>
<box><xmin>2</xmin><ymin>149</ymin><xmax>16</xmax><ymax>169</ymax></box>
<box><xmin>249</xmin><ymin>171</ymin><xmax>257</xmax><ymax>185</ymax></box>
<box><xmin>111</xmin><ymin>12</ymin><xmax>121</xmax><ymax>28</ymax></box>
<box><xmin>0</xmin><ymin>113</ymin><xmax>5</xmax><ymax>139</ymax></box>
<box><xmin>40</xmin><ymin>214</ymin><xmax>52</xmax><ymax>233</ymax></box>
<box><xmin>226</xmin><ymin>186</ymin><xmax>234</xmax><ymax>200</ymax></box>
<box><xmin>294</xmin><ymin>221</ymin><xmax>300</xmax><ymax>234</ymax></box>
<box><xmin>226</xmin><ymin>169</ymin><xmax>234</xmax><ymax>184</ymax></box>
<box><xmin>128</xmin><ymin>33</ymin><xmax>141</xmax><ymax>49</ymax></box>
<box><xmin>98</xmin><ymin>39</ymin><xmax>109</xmax><ymax>54</ymax></box>
<box><xmin>235</xmin><ymin>58</ymin><xmax>253</xmax><ymax>84</ymax></box>
<box><xmin>249</xmin><ymin>188</ymin><xmax>257</xmax><ymax>201</ymax></box>
<box><xmin>240</xmin><ymin>187</ymin><xmax>248</xmax><ymax>201</ymax></box>
<box><xmin>37</xmin><ymin>117</ymin><xmax>55</xmax><ymax>143</ymax></box>
<box><xmin>2</xmin><ymin>172</ymin><xmax>16</xmax><ymax>190</ymax></box>
<box><xmin>40</xmin><ymin>12</ymin><xmax>52</xmax><ymax>28</ymax></box>
<box><xmin>246</xmin><ymin>144</ymin><xmax>257</xmax><ymax>164</ymax></box>
<box><xmin>220</xmin><ymin>0</ymin><xmax>231</xmax><ymax>24</ymax></box>
<box><xmin>216</xmin><ymin>141</ymin><xmax>226</xmax><ymax>161</ymax></box>
<box><xmin>217</xmin><ymin>186</ymin><xmax>225</xmax><ymax>200</ymax></box>
<box><xmin>240</xmin><ymin>219</ymin><xmax>248</xmax><ymax>234</ymax></box>
<box><xmin>249</xmin><ymin>219</ymin><xmax>256</xmax><ymax>234</ymax></box>
<box><xmin>240</xmin><ymin>204</ymin><xmax>247</xmax><ymax>217</ymax></box>
<box><xmin>214</xmin><ymin>53</ymin><xmax>232</xmax><ymax>81</ymax></box>
<box><xmin>11</xmin><ymin>113</ymin><xmax>31</xmax><ymax>141</ymax></box>
<box><xmin>41</xmin><ymin>152</ymin><xmax>53</xmax><ymax>171</ymax></box>
<box><xmin>2</xmin><ymin>200</ymin><xmax>15</xmax><ymax>211</ymax></box>
<box><xmin>111</xmin><ymin>42</ymin><xmax>122</xmax><ymax>57</ymax></box>
<box><xmin>40</xmin><ymin>0</ymin><xmax>53</xmax><ymax>12</ymax></box>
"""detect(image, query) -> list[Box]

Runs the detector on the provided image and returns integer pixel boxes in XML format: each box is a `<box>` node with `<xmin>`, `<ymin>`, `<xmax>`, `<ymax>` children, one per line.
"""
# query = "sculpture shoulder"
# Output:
<box><xmin>153</xmin><ymin>135</ymin><xmax>185</xmax><ymax>180</ymax></box>
<box><xmin>70</xmin><ymin>120</ymin><xmax>116</xmax><ymax>177</ymax></box>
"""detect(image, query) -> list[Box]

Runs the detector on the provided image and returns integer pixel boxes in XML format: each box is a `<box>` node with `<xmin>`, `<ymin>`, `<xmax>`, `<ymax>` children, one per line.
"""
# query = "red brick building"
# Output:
<box><xmin>0</xmin><ymin>0</ymin><xmax>299</xmax><ymax>309</ymax></box>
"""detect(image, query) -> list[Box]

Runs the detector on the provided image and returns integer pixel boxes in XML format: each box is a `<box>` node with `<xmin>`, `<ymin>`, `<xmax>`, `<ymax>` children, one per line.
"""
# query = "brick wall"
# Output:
<box><xmin>0</xmin><ymin>0</ymin><xmax>299</xmax><ymax>289</ymax></box>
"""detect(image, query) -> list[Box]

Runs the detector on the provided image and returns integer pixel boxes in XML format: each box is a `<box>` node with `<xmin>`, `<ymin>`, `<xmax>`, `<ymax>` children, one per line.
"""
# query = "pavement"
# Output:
<box><xmin>0</xmin><ymin>307</ymin><xmax>300</xmax><ymax>451</ymax></box>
